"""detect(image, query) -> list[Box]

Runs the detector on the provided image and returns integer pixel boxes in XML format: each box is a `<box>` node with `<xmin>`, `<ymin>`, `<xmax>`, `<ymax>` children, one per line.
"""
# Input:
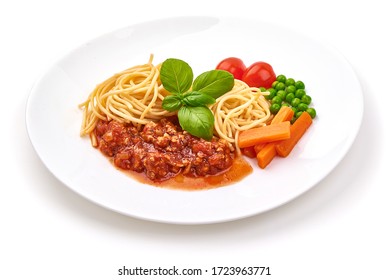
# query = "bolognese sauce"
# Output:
<box><xmin>93</xmin><ymin>117</ymin><xmax>251</xmax><ymax>189</ymax></box>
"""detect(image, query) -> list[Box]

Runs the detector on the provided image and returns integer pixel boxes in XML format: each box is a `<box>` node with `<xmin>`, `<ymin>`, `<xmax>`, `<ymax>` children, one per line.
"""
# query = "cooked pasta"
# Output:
<box><xmin>79</xmin><ymin>54</ymin><xmax>174</xmax><ymax>137</ymax></box>
<box><xmin>210</xmin><ymin>79</ymin><xmax>271</xmax><ymax>151</ymax></box>
<box><xmin>79</xmin><ymin>56</ymin><xmax>271</xmax><ymax>152</ymax></box>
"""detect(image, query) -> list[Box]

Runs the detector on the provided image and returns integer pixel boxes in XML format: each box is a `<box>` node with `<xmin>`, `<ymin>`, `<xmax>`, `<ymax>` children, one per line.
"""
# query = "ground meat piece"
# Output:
<box><xmin>95</xmin><ymin>121</ymin><xmax>137</xmax><ymax>157</ymax></box>
<box><xmin>143</xmin><ymin>152</ymin><xmax>174</xmax><ymax>180</ymax></box>
<box><xmin>94</xmin><ymin>118</ymin><xmax>234</xmax><ymax>181</ymax></box>
<box><xmin>113</xmin><ymin>144</ymin><xmax>145</xmax><ymax>173</ymax></box>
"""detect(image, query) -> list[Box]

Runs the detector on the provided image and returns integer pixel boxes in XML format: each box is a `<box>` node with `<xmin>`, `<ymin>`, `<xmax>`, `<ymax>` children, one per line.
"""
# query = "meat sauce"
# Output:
<box><xmin>93</xmin><ymin>118</ymin><xmax>252</xmax><ymax>190</ymax></box>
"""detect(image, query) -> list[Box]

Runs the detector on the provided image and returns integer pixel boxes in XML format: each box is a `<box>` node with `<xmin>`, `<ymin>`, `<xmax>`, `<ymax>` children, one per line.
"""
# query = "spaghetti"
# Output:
<box><xmin>79</xmin><ymin>56</ymin><xmax>271</xmax><ymax>152</ymax></box>
<box><xmin>210</xmin><ymin>79</ymin><xmax>271</xmax><ymax>152</ymax></box>
<box><xmin>79</xmin><ymin>55</ymin><xmax>173</xmax><ymax>138</ymax></box>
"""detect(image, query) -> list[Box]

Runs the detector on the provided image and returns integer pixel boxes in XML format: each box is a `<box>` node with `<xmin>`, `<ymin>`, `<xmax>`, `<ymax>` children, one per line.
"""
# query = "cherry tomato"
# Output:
<box><xmin>216</xmin><ymin>57</ymin><xmax>246</xmax><ymax>80</ymax></box>
<box><xmin>242</xmin><ymin>62</ymin><xmax>276</xmax><ymax>88</ymax></box>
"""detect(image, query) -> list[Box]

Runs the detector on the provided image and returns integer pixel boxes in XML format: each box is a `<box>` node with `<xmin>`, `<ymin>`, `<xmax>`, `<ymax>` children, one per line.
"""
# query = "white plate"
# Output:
<box><xmin>26</xmin><ymin>17</ymin><xmax>363</xmax><ymax>224</ymax></box>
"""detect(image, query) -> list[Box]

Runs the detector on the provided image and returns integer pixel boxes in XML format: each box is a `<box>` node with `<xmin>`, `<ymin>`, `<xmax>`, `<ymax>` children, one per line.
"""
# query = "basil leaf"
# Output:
<box><xmin>162</xmin><ymin>95</ymin><xmax>183</xmax><ymax>112</ymax></box>
<box><xmin>178</xmin><ymin>106</ymin><xmax>214</xmax><ymax>140</ymax></box>
<box><xmin>192</xmin><ymin>70</ymin><xmax>234</xmax><ymax>99</ymax></box>
<box><xmin>160</xmin><ymin>58</ymin><xmax>193</xmax><ymax>94</ymax></box>
<box><xmin>182</xmin><ymin>91</ymin><xmax>216</xmax><ymax>107</ymax></box>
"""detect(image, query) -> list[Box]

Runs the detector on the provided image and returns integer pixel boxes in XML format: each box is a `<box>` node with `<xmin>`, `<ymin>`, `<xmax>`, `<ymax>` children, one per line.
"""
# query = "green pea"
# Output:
<box><xmin>295</xmin><ymin>89</ymin><xmax>306</xmax><ymax>99</ymax></box>
<box><xmin>276</xmin><ymin>90</ymin><xmax>287</xmax><ymax>100</ymax></box>
<box><xmin>276</xmin><ymin>74</ymin><xmax>286</xmax><ymax>83</ymax></box>
<box><xmin>301</xmin><ymin>95</ymin><xmax>312</xmax><ymax>105</ymax></box>
<box><xmin>269</xmin><ymin>75</ymin><xmax>314</xmax><ymax>120</ymax></box>
<box><xmin>295</xmin><ymin>111</ymin><xmax>303</xmax><ymax>119</ymax></box>
<box><xmin>270</xmin><ymin>103</ymin><xmax>281</xmax><ymax>114</ymax></box>
<box><xmin>285</xmin><ymin>78</ymin><xmax>295</xmax><ymax>86</ymax></box>
<box><xmin>272</xmin><ymin>96</ymin><xmax>282</xmax><ymax>105</ymax></box>
<box><xmin>297</xmin><ymin>103</ymin><xmax>308</xmax><ymax>112</ymax></box>
<box><xmin>295</xmin><ymin>80</ymin><xmax>305</xmax><ymax>89</ymax></box>
<box><xmin>291</xmin><ymin>98</ymin><xmax>301</xmax><ymax>107</ymax></box>
<box><xmin>306</xmin><ymin>108</ymin><xmax>317</xmax><ymax>119</ymax></box>
<box><xmin>259</xmin><ymin>87</ymin><xmax>267</xmax><ymax>92</ymax></box>
<box><xmin>265</xmin><ymin>88</ymin><xmax>277</xmax><ymax>100</ymax></box>
<box><xmin>286</xmin><ymin>85</ymin><xmax>296</xmax><ymax>94</ymax></box>
<box><xmin>285</xmin><ymin>92</ymin><xmax>295</xmax><ymax>104</ymax></box>
<box><xmin>275</xmin><ymin>82</ymin><xmax>285</xmax><ymax>91</ymax></box>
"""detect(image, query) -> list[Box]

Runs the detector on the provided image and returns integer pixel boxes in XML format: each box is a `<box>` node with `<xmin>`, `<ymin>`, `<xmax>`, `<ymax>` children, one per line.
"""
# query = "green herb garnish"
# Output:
<box><xmin>160</xmin><ymin>58</ymin><xmax>234</xmax><ymax>140</ymax></box>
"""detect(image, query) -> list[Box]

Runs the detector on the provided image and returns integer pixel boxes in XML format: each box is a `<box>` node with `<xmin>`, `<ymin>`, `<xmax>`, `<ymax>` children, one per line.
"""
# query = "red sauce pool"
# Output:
<box><xmin>94</xmin><ymin>118</ymin><xmax>253</xmax><ymax>190</ymax></box>
<box><xmin>122</xmin><ymin>156</ymin><xmax>252</xmax><ymax>191</ymax></box>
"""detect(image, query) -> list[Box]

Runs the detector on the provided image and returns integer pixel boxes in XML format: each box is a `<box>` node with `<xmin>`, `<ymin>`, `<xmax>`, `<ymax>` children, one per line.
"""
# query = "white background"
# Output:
<box><xmin>1</xmin><ymin>0</ymin><xmax>388</xmax><ymax>279</ymax></box>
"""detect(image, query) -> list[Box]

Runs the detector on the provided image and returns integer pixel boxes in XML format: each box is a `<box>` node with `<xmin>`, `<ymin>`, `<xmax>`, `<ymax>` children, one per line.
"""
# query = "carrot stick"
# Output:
<box><xmin>275</xmin><ymin>111</ymin><xmax>312</xmax><ymax>157</ymax></box>
<box><xmin>241</xmin><ymin>146</ymin><xmax>257</xmax><ymax>158</ymax></box>
<box><xmin>270</xmin><ymin>106</ymin><xmax>294</xmax><ymax>124</ymax></box>
<box><xmin>251</xmin><ymin>106</ymin><xmax>294</xmax><ymax>167</ymax></box>
<box><xmin>238</xmin><ymin>121</ymin><xmax>291</xmax><ymax>148</ymax></box>
<box><xmin>255</xmin><ymin>106</ymin><xmax>295</xmax><ymax>167</ymax></box>
<box><xmin>257</xmin><ymin>143</ymin><xmax>277</xmax><ymax>169</ymax></box>
<box><xmin>240</xmin><ymin>107</ymin><xmax>295</xmax><ymax>166</ymax></box>
<box><xmin>241</xmin><ymin>107</ymin><xmax>294</xmax><ymax>155</ymax></box>
<box><xmin>254</xmin><ymin>143</ymin><xmax>267</xmax><ymax>153</ymax></box>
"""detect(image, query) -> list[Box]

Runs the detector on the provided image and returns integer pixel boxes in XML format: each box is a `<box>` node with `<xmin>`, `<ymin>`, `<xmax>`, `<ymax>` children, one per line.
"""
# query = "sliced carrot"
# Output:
<box><xmin>254</xmin><ymin>106</ymin><xmax>295</xmax><ymax>168</ymax></box>
<box><xmin>241</xmin><ymin>146</ymin><xmax>257</xmax><ymax>158</ymax></box>
<box><xmin>257</xmin><ymin>143</ymin><xmax>277</xmax><ymax>169</ymax></box>
<box><xmin>275</xmin><ymin>111</ymin><xmax>312</xmax><ymax>157</ymax></box>
<box><xmin>270</xmin><ymin>106</ymin><xmax>294</xmax><ymax>124</ymax></box>
<box><xmin>240</xmin><ymin>106</ymin><xmax>295</xmax><ymax>167</ymax></box>
<box><xmin>238</xmin><ymin>121</ymin><xmax>291</xmax><ymax>148</ymax></box>
<box><xmin>241</xmin><ymin>107</ymin><xmax>293</xmax><ymax>154</ymax></box>
<box><xmin>254</xmin><ymin>143</ymin><xmax>267</xmax><ymax>153</ymax></box>
<box><xmin>248</xmin><ymin>106</ymin><xmax>294</xmax><ymax>168</ymax></box>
